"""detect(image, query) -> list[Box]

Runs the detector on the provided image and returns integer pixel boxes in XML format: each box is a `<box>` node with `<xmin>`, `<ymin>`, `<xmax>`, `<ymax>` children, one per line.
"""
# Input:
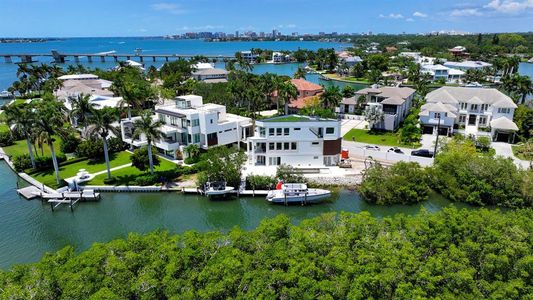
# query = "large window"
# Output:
<box><xmin>276</xmin><ymin>143</ymin><xmax>282</xmax><ymax>150</ymax></box>
<box><xmin>276</xmin><ymin>128</ymin><xmax>282</xmax><ymax>136</ymax></box>
<box><xmin>459</xmin><ymin>114</ymin><xmax>466</xmax><ymax>123</ymax></box>
<box><xmin>291</xmin><ymin>142</ymin><xmax>297</xmax><ymax>150</ymax></box>
<box><xmin>478</xmin><ymin>116</ymin><xmax>487</xmax><ymax>126</ymax></box>
<box><xmin>283</xmin><ymin>128</ymin><xmax>289</xmax><ymax>136</ymax></box>
<box><xmin>460</xmin><ymin>102</ymin><xmax>467</xmax><ymax>110</ymax></box>
<box><xmin>259</xmin><ymin>127</ymin><xmax>266</xmax><ymax>137</ymax></box>
<box><xmin>193</xmin><ymin>133</ymin><xmax>200</xmax><ymax>143</ymax></box>
<box><xmin>192</xmin><ymin>119</ymin><xmax>200</xmax><ymax>127</ymax></box>
<box><xmin>326</xmin><ymin>127</ymin><xmax>335</xmax><ymax>134</ymax></box>
<box><xmin>268</xmin><ymin>143</ymin><xmax>275</xmax><ymax>150</ymax></box>
<box><xmin>498</xmin><ymin>108</ymin><xmax>511</xmax><ymax>114</ymax></box>
<box><xmin>170</xmin><ymin>116</ymin><xmax>178</xmax><ymax>126</ymax></box>
<box><xmin>470</xmin><ymin>104</ymin><xmax>478</xmax><ymax>111</ymax></box>
<box><xmin>269</xmin><ymin>128</ymin><xmax>275</xmax><ymax>136</ymax></box>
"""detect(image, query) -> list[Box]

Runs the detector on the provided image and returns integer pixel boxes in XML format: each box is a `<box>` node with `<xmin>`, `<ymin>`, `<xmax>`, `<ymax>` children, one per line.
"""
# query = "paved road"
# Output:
<box><xmin>342</xmin><ymin>140</ymin><xmax>434</xmax><ymax>166</ymax></box>
<box><xmin>492</xmin><ymin>142</ymin><xmax>531</xmax><ymax>169</ymax></box>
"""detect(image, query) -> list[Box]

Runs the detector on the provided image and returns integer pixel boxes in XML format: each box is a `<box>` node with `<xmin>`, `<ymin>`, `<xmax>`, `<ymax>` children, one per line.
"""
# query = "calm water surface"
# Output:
<box><xmin>0</xmin><ymin>161</ymin><xmax>476</xmax><ymax>269</ymax></box>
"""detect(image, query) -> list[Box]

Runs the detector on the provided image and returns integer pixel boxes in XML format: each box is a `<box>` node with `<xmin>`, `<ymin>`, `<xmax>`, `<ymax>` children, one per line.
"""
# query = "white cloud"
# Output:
<box><xmin>406</xmin><ymin>18</ymin><xmax>415</xmax><ymax>22</ymax></box>
<box><xmin>413</xmin><ymin>11</ymin><xmax>428</xmax><ymax>18</ymax></box>
<box><xmin>484</xmin><ymin>0</ymin><xmax>533</xmax><ymax>13</ymax></box>
<box><xmin>151</xmin><ymin>3</ymin><xmax>187</xmax><ymax>15</ymax></box>
<box><xmin>379</xmin><ymin>13</ymin><xmax>404</xmax><ymax>19</ymax></box>
<box><xmin>450</xmin><ymin>8</ymin><xmax>483</xmax><ymax>17</ymax></box>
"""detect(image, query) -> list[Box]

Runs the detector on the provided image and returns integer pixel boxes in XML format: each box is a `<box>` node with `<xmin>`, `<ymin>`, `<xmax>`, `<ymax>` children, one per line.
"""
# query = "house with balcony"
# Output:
<box><xmin>239</xmin><ymin>51</ymin><xmax>258</xmax><ymax>63</ymax></box>
<box><xmin>420</xmin><ymin>87</ymin><xmax>518</xmax><ymax>142</ymax></box>
<box><xmin>247</xmin><ymin>115</ymin><xmax>341</xmax><ymax>167</ymax></box>
<box><xmin>272</xmin><ymin>52</ymin><xmax>290</xmax><ymax>63</ymax></box>
<box><xmin>121</xmin><ymin>95</ymin><xmax>253</xmax><ymax>159</ymax></box>
<box><xmin>340</xmin><ymin>86</ymin><xmax>415</xmax><ymax>131</ymax></box>
<box><xmin>421</xmin><ymin>64</ymin><xmax>465</xmax><ymax>83</ymax></box>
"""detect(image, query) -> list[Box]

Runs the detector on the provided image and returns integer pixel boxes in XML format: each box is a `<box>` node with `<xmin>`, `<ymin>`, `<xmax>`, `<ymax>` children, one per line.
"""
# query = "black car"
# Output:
<box><xmin>411</xmin><ymin>149</ymin><xmax>434</xmax><ymax>158</ymax></box>
<box><xmin>388</xmin><ymin>147</ymin><xmax>404</xmax><ymax>154</ymax></box>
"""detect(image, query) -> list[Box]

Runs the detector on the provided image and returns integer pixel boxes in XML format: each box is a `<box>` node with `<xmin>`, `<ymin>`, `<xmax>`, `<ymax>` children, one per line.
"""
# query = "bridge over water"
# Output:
<box><xmin>0</xmin><ymin>51</ymin><xmax>235</xmax><ymax>64</ymax></box>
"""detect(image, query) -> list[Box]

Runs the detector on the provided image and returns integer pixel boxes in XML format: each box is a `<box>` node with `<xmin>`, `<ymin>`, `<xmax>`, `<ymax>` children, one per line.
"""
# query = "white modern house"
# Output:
<box><xmin>420</xmin><ymin>87</ymin><xmax>518</xmax><ymax>142</ymax></box>
<box><xmin>421</xmin><ymin>64</ymin><xmax>465</xmax><ymax>83</ymax></box>
<box><xmin>121</xmin><ymin>95</ymin><xmax>253</xmax><ymax>159</ymax></box>
<box><xmin>247</xmin><ymin>115</ymin><xmax>342</xmax><ymax>167</ymax></box>
<box><xmin>192</xmin><ymin>68</ymin><xmax>229</xmax><ymax>83</ymax></box>
<box><xmin>340</xmin><ymin>86</ymin><xmax>416</xmax><ymax>131</ymax></box>
<box><xmin>272</xmin><ymin>52</ymin><xmax>290</xmax><ymax>63</ymax></box>
<box><xmin>239</xmin><ymin>51</ymin><xmax>258</xmax><ymax>63</ymax></box>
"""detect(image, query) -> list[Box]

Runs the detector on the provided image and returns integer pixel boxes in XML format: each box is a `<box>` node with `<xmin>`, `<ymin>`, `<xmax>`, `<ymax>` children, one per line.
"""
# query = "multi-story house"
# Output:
<box><xmin>121</xmin><ymin>95</ymin><xmax>253</xmax><ymax>159</ymax></box>
<box><xmin>421</xmin><ymin>64</ymin><xmax>465</xmax><ymax>83</ymax></box>
<box><xmin>272</xmin><ymin>52</ymin><xmax>290</xmax><ymax>63</ymax></box>
<box><xmin>286</xmin><ymin>79</ymin><xmax>324</xmax><ymax>113</ymax></box>
<box><xmin>239</xmin><ymin>51</ymin><xmax>258</xmax><ymax>63</ymax></box>
<box><xmin>247</xmin><ymin>115</ymin><xmax>342</xmax><ymax>167</ymax></box>
<box><xmin>340</xmin><ymin>86</ymin><xmax>416</xmax><ymax>131</ymax></box>
<box><xmin>419</xmin><ymin>87</ymin><xmax>518</xmax><ymax>142</ymax></box>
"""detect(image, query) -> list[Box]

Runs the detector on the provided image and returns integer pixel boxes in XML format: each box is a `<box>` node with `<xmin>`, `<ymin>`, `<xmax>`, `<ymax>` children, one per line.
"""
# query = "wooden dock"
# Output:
<box><xmin>16</xmin><ymin>186</ymin><xmax>42</xmax><ymax>200</ymax></box>
<box><xmin>182</xmin><ymin>187</ymin><xmax>269</xmax><ymax>197</ymax></box>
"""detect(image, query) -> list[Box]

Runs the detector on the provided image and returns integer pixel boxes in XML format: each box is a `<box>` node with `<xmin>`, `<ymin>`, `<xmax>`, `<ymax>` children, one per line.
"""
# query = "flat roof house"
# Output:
<box><xmin>420</xmin><ymin>87</ymin><xmax>518</xmax><ymax>142</ymax></box>
<box><xmin>192</xmin><ymin>68</ymin><xmax>229</xmax><ymax>83</ymax></box>
<box><xmin>121</xmin><ymin>95</ymin><xmax>253</xmax><ymax>159</ymax></box>
<box><xmin>247</xmin><ymin>115</ymin><xmax>342</xmax><ymax>167</ymax></box>
<box><xmin>421</xmin><ymin>64</ymin><xmax>465</xmax><ymax>83</ymax></box>
<box><xmin>341</xmin><ymin>86</ymin><xmax>415</xmax><ymax>131</ymax></box>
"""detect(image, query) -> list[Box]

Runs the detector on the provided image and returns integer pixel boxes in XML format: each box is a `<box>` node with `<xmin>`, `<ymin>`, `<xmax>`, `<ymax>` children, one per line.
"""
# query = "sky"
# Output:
<box><xmin>1</xmin><ymin>0</ymin><xmax>533</xmax><ymax>37</ymax></box>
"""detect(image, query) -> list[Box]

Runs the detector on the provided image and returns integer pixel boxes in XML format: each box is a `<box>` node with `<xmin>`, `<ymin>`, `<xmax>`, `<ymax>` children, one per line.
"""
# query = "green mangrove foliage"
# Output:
<box><xmin>0</xmin><ymin>208</ymin><xmax>532</xmax><ymax>299</ymax></box>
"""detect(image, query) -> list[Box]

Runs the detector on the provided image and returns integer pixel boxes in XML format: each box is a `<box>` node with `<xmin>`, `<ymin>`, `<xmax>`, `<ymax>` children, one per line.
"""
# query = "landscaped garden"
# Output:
<box><xmin>343</xmin><ymin>128</ymin><xmax>421</xmax><ymax>148</ymax></box>
<box><xmin>87</xmin><ymin>158</ymin><xmax>177</xmax><ymax>186</ymax></box>
<box><xmin>31</xmin><ymin>151</ymin><xmax>132</xmax><ymax>188</ymax></box>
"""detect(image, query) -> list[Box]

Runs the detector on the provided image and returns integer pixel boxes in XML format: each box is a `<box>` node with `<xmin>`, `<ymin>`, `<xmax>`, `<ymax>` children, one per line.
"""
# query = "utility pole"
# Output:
<box><xmin>433</xmin><ymin>114</ymin><xmax>441</xmax><ymax>158</ymax></box>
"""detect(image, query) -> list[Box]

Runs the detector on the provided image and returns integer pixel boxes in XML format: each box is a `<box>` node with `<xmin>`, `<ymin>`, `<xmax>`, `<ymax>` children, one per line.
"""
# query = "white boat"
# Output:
<box><xmin>203</xmin><ymin>181</ymin><xmax>234</xmax><ymax>197</ymax></box>
<box><xmin>266</xmin><ymin>183</ymin><xmax>331</xmax><ymax>204</ymax></box>
<box><xmin>0</xmin><ymin>90</ymin><xmax>13</xmax><ymax>99</ymax></box>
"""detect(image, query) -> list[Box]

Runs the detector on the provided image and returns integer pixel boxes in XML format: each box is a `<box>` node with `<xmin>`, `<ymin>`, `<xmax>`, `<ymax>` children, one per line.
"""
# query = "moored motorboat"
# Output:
<box><xmin>266</xmin><ymin>183</ymin><xmax>331</xmax><ymax>204</ymax></box>
<box><xmin>203</xmin><ymin>181</ymin><xmax>234</xmax><ymax>197</ymax></box>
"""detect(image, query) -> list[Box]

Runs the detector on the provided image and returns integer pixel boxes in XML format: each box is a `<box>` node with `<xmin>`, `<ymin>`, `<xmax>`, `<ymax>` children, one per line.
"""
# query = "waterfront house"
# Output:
<box><xmin>419</xmin><ymin>87</ymin><xmax>518</xmax><ymax>142</ymax></box>
<box><xmin>239</xmin><ymin>51</ymin><xmax>258</xmax><ymax>63</ymax></box>
<box><xmin>287</xmin><ymin>79</ymin><xmax>324</xmax><ymax>113</ymax></box>
<box><xmin>340</xmin><ymin>86</ymin><xmax>415</xmax><ymax>131</ymax></box>
<box><xmin>121</xmin><ymin>95</ymin><xmax>253</xmax><ymax>159</ymax></box>
<box><xmin>337</xmin><ymin>51</ymin><xmax>363</xmax><ymax>67</ymax></box>
<box><xmin>421</xmin><ymin>64</ymin><xmax>465</xmax><ymax>83</ymax></box>
<box><xmin>272</xmin><ymin>52</ymin><xmax>290</xmax><ymax>63</ymax></box>
<box><xmin>247</xmin><ymin>115</ymin><xmax>341</xmax><ymax>167</ymax></box>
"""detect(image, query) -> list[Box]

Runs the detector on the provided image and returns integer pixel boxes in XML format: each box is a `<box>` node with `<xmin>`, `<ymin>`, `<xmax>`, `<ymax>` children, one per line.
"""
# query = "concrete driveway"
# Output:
<box><xmin>340</xmin><ymin>119</ymin><xmax>368</xmax><ymax>137</ymax></box>
<box><xmin>492</xmin><ymin>142</ymin><xmax>531</xmax><ymax>169</ymax></box>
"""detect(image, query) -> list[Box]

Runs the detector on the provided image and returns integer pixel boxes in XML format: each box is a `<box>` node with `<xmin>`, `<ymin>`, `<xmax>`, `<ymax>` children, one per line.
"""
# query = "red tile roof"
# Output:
<box><xmin>291</xmin><ymin>79</ymin><xmax>323</xmax><ymax>92</ymax></box>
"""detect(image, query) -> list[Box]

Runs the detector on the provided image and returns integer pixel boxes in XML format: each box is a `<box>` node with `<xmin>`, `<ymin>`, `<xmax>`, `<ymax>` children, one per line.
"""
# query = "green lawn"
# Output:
<box><xmin>31</xmin><ymin>151</ymin><xmax>132</xmax><ymax>188</ymax></box>
<box><xmin>0</xmin><ymin>123</ymin><xmax>9</xmax><ymax>133</ymax></box>
<box><xmin>344</xmin><ymin>129</ymin><xmax>421</xmax><ymax>148</ymax></box>
<box><xmin>88</xmin><ymin>158</ymin><xmax>177</xmax><ymax>186</ymax></box>
<box><xmin>2</xmin><ymin>135</ymin><xmax>63</xmax><ymax>158</ymax></box>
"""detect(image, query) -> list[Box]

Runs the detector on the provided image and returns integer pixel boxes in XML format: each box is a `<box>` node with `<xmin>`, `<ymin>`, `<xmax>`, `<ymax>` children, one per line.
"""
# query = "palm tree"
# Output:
<box><xmin>259</xmin><ymin>73</ymin><xmax>278</xmax><ymax>109</ymax></box>
<box><xmin>69</xmin><ymin>94</ymin><xmax>95</xmax><ymax>136</ymax></box>
<box><xmin>133</xmin><ymin>111</ymin><xmax>163</xmax><ymax>174</ymax></box>
<box><xmin>517</xmin><ymin>75</ymin><xmax>533</xmax><ymax>104</ymax></box>
<box><xmin>86</xmin><ymin>108</ymin><xmax>120</xmax><ymax>179</ymax></box>
<box><xmin>184</xmin><ymin>144</ymin><xmax>200</xmax><ymax>159</ymax></box>
<box><xmin>34</xmin><ymin>97</ymin><xmax>67</xmax><ymax>185</ymax></box>
<box><xmin>4</xmin><ymin>103</ymin><xmax>37</xmax><ymax>168</ymax></box>
<box><xmin>320</xmin><ymin>85</ymin><xmax>343</xmax><ymax>109</ymax></box>
<box><xmin>293</xmin><ymin>66</ymin><xmax>306</xmax><ymax>79</ymax></box>
<box><xmin>277</xmin><ymin>80</ymin><xmax>298</xmax><ymax>115</ymax></box>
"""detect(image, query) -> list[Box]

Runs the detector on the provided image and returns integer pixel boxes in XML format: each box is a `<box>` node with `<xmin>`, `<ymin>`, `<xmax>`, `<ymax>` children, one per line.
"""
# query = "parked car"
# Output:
<box><xmin>364</xmin><ymin>145</ymin><xmax>380</xmax><ymax>151</ymax></box>
<box><xmin>411</xmin><ymin>149</ymin><xmax>434</xmax><ymax>158</ymax></box>
<box><xmin>388</xmin><ymin>147</ymin><xmax>404</xmax><ymax>154</ymax></box>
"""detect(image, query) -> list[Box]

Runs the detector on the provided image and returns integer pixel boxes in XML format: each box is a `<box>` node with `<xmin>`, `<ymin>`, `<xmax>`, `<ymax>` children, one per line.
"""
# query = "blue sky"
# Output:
<box><xmin>2</xmin><ymin>0</ymin><xmax>533</xmax><ymax>37</ymax></box>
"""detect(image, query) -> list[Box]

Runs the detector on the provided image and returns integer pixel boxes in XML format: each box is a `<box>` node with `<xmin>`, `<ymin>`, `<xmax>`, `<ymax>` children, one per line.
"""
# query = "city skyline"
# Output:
<box><xmin>1</xmin><ymin>0</ymin><xmax>533</xmax><ymax>37</ymax></box>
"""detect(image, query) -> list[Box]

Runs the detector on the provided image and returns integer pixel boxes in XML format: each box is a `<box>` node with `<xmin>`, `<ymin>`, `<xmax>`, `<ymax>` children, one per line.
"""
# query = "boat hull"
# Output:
<box><xmin>266</xmin><ymin>188</ymin><xmax>331</xmax><ymax>204</ymax></box>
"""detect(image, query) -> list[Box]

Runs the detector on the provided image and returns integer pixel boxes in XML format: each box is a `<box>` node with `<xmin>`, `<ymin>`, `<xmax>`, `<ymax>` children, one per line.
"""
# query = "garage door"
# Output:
<box><xmin>423</xmin><ymin>126</ymin><xmax>434</xmax><ymax>134</ymax></box>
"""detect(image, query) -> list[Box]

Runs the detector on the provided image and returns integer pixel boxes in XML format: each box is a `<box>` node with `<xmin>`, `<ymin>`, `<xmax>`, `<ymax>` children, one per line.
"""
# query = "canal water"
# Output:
<box><xmin>0</xmin><ymin>161</ymin><xmax>476</xmax><ymax>269</ymax></box>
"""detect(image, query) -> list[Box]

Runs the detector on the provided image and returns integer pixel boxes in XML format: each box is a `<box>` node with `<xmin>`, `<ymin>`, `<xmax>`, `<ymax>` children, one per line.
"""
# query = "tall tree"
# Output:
<box><xmin>86</xmin><ymin>108</ymin><xmax>120</xmax><ymax>179</ymax></box>
<box><xmin>133</xmin><ymin>111</ymin><xmax>163</xmax><ymax>174</ymax></box>
<box><xmin>277</xmin><ymin>80</ymin><xmax>297</xmax><ymax>115</ymax></box>
<box><xmin>4</xmin><ymin>103</ymin><xmax>37</xmax><ymax>168</ymax></box>
<box><xmin>34</xmin><ymin>96</ymin><xmax>67</xmax><ymax>184</ymax></box>
<box><xmin>293</xmin><ymin>66</ymin><xmax>306</xmax><ymax>79</ymax></box>
<box><xmin>69</xmin><ymin>94</ymin><xmax>95</xmax><ymax>136</ymax></box>
<box><xmin>320</xmin><ymin>85</ymin><xmax>342</xmax><ymax>109</ymax></box>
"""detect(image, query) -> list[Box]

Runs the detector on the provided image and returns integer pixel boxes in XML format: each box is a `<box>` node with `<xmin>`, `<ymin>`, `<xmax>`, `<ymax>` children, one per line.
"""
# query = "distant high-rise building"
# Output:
<box><xmin>319</xmin><ymin>32</ymin><xmax>325</xmax><ymax>36</ymax></box>
<box><xmin>272</xmin><ymin>29</ymin><xmax>278</xmax><ymax>37</ymax></box>
<box><xmin>235</xmin><ymin>31</ymin><xmax>239</xmax><ymax>38</ymax></box>
<box><xmin>292</xmin><ymin>32</ymin><xmax>298</xmax><ymax>36</ymax></box>
<box><xmin>259</xmin><ymin>32</ymin><xmax>265</xmax><ymax>37</ymax></box>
